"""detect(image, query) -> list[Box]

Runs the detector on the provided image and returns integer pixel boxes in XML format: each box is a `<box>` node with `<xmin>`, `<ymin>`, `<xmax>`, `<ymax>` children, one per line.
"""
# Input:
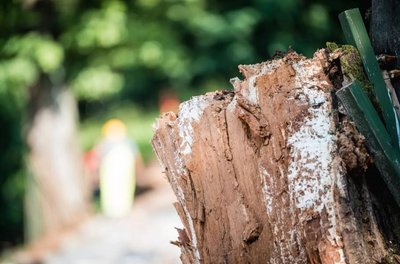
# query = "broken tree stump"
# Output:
<box><xmin>152</xmin><ymin>50</ymin><xmax>400</xmax><ymax>264</ymax></box>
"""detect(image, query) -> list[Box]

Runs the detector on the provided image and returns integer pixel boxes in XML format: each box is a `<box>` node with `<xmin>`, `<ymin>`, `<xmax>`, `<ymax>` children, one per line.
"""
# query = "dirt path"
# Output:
<box><xmin>10</xmin><ymin>161</ymin><xmax>182</xmax><ymax>264</ymax></box>
<box><xmin>42</xmin><ymin>183</ymin><xmax>180</xmax><ymax>264</ymax></box>
<box><xmin>43</xmin><ymin>184</ymin><xmax>181</xmax><ymax>264</ymax></box>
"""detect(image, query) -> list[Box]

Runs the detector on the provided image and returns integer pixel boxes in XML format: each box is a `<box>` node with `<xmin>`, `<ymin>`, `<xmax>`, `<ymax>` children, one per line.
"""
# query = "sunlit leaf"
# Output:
<box><xmin>72</xmin><ymin>66</ymin><xmax>124</xmax><ymax>100</ymax></box>
<box><xmin>34</xmin><ymin>41</ymin><xmax>64</xmax><ymax>73</ymax></box>
<box><xmin>139</xmin><ymin>41</ymin><xmax>163</xmax><ymax>67</ymax></box>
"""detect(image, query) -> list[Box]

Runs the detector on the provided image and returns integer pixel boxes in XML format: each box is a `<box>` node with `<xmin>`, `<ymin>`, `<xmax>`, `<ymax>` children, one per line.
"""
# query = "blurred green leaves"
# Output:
<box><xmin>4</xmin><ymin>33</ymin><xmax>64</xmax><ymax>73</ymax></box>
<box><xmin>307</xmin><ymin>4</ymin><xmax>329</xmax><ymax>31</ymax></box>
<box><xmin>139</xmin><ymin>41</ymin><xmax>163</xmax><ymax>67</ymax></box>
<box><xmin>0</xmin><ymin>58</ymin><xmax>37</xmax><ymax>92</ymax></box>
<box><xmin>0</xmin><ymin>0</ymin><xmax>367</xmax><ymax>108</ymax></box>
<box><xmin>63</xmin><ymin>1</ymin><xmax>127</xmax><ymax>50</ymax></box>
<box><xmin>0</xmin><ymin>33</ymin><xmax>63</xmax><ymax>101</ymax></box>
<box><xmin>72</xmin><ymin>66</ymin><xmax>123</xmax><ymax>101</ymax></box>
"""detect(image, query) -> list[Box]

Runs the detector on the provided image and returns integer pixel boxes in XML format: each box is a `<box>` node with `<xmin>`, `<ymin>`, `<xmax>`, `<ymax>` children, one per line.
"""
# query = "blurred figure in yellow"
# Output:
<box><xmin>86</xmin><ymin>119</ymin><xmax>138</xmax><ymax>217</ymax></box>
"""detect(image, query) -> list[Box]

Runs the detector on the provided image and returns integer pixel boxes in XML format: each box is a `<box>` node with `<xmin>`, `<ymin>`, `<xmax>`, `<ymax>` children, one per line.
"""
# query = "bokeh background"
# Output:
<box><xmin>0</xmin><ymin>0</ymin><xmax>368</xmax><ymax>261</ymax></box>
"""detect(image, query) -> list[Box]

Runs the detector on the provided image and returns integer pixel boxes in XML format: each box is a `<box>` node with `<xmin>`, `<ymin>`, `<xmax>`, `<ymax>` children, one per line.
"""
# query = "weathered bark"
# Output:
<box><xmin>370</xmin><ymin>0</ymin><xmax>400</xmax><ymax>92</ymax></box>
<box><xmin>152</xmin><ymin>50</ymin><xmax>400</xmax><ymax>263</ymax></box>
<box><xmin>25</xmin><ymin>82</ymin><xmax>88</xmax><ymax>241</ymax></box>
<box><xmin>370</xmin><ymin>0</ymin><xmax>400</xmax><ymax>66</ymax></box>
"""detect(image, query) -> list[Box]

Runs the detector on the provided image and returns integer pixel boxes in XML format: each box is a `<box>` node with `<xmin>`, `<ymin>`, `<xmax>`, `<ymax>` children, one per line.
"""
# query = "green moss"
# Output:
<box><xmin>326</xmin><ymin>42</ymin><xmax>375</xmax><ymax>102</ymax></box>
<box><xmin>326</xmin><ymin>41</ymin><xmax>339</xmax><ymax>51</ymax></box>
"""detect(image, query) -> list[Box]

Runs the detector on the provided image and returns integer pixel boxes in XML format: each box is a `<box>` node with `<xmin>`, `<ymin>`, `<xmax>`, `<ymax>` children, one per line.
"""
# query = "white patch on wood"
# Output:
<box><xmin>174</xmin><ymin>149</ymin><xmax>186</xmax><ymax>176</ymax></box>
<box><xmin>286</xmin><ymin>60</ymin><xmax>345</xmax><ymax>263</ymax></box>
<box><xmin>178</xmin><ymin>96</ymin><xmax>208</xmax><ymax>156</ymax></box>
<box><xmin>287</xmin><ymin>103</ymin><xmax>333</xmax><ymax>211</ymax></box>
<box><xmin>288</xmin><ymin>61</ymin><xmax>333</xmax><ymax>211</ymax></box>
<box><xmin>336</xmin><ymin>248</ymin><xmax>346</xmax><ymax>264</ymax></box>
<box><xmin>226</xmin><ymin>97</ymin><xmax>238</xmax><ymax>113</ymax></box>
<box><xmin>259</xmin><ymin>167</ymin><xmax>273</xmax><ymax>215</ymax></box>
<box><xmin>245</xmin><ymin>75</ymin><xmax>259</xmax><ymax>104</ymax></box>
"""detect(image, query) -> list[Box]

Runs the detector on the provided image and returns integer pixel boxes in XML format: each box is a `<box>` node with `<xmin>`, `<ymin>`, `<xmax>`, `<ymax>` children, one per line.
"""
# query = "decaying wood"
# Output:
<box><xmin>152</xmin><ymin>50</ymin><xmax>400</xmax><ymax>263</ymax></box>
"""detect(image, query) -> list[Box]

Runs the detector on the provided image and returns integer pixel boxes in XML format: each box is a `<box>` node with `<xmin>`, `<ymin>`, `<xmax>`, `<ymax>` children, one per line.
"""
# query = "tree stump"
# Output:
<box><xmin>152</xmin><ymin>50</ymin><xmax>400</xmax><ymax>263</ymax></box>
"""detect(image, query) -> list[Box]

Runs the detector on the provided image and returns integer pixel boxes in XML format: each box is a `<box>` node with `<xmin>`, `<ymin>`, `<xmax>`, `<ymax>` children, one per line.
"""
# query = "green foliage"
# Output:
<box><xmin>72</xmin><ymin>66</ymin><xmax>124</xmax><ymax>101</ymax></box>
<box><xmin>1</xmin><ymin>0</ymin><xmax>368</xmax><ymax>105</ymax></box>
<box><xmin>63</xmin><ymin>1</ymin><xmax>128</xmax><ymax>49</ymax></box>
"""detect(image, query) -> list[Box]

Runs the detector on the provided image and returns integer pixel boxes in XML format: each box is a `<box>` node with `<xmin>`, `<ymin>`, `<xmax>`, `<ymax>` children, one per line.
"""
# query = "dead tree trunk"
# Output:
<box><xmin>152</xmin><ymin>50</ymin><xmax>400</xmax><ymax>263</ymax></box>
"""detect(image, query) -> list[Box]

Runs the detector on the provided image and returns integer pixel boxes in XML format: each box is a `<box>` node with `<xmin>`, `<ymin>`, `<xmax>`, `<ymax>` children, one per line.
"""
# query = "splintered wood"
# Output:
<box><xmin>152</xmin><ymin>51</ymin><xmax>389</xmax><ymax>264</ymax></box>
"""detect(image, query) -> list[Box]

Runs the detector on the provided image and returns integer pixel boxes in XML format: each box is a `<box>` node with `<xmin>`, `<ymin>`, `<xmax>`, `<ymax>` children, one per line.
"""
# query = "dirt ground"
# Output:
<box><xmin>11</xmin><ymin>161</ymin><xmax>182</xmax><ymax>264</ymax></box>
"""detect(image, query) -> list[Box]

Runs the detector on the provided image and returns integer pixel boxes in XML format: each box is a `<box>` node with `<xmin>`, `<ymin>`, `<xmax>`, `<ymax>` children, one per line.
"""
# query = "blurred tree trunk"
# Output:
<box><xmin>23</xmin><ymin>0</ymin><xmax>88</xmax><ymax>242</ymax></box>
<box><xmin>25</xmin><ymin>79</ymin><xmax>88</xmax><ymax>241</ymax></box>
<box><xmin>152</xmin><ymin>50</ymin><xmax>400</xmax><ymax>263</ymax></box>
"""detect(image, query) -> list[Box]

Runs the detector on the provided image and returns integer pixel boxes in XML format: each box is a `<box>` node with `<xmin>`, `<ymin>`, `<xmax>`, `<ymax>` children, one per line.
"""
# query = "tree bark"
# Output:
<box><xmin>25</xmin><ymin>80</ymin><xmax>88</xmax><ymax>241</ymax></box>
<box><xmin>152</xmin><ymin>50</ymin><xmax>400</xmax><ymax>263</ymax></box>
<box><xmin>370</xmin><ymin>0</ymin><xmax>400</xmax><ymax>92</ymax></box>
